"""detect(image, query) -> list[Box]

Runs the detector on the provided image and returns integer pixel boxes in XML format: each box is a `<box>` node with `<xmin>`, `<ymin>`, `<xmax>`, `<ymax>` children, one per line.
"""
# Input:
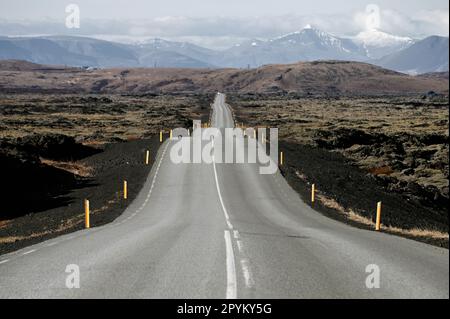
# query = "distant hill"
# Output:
<box><xmin>0</xmin><ymin>37</ymin><xmax>97</xmax><ymax>66</ymax></box>
<box><xmin>0</xmin><ymin>59</ymin><xmax>54</xmax><ymax>71</ymax></box>
<box><xmin>136</xmin><ymin>38</ymin><xmax>217</xmax><ymax>67</ymax></box>
<box><xmin>375</xmin><ymin>36</ymin><xmax>449</xmax><ymax>75</ymax></box>
<box><xmin>43</xmin><ymin>36</ymin><xmax>139</xmax><ymax>67</ymax></box>
<box><xmin>0</xmin><ymin>60</ymin><xmax>447</xmax><ymax>96</ymax></box>
<box><xmin>0</xmin><ymin>36</ymin><xmax>214</xmax><ymax>68</ymax></box>
<box><xmin>418</xmin><ymin>72</ymin><xmax>449</xmax><ymax>80</ymax></box>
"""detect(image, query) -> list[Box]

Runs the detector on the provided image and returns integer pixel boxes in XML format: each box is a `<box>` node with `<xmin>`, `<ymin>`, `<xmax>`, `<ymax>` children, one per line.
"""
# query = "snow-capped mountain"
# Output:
<box><xmin>353</xmin><ymin>29</ymin><xmax>414</xmax><ymax>59</ymax></box>
<box><xmin>271</xmin><ymin>25</ymin><xmax>359</xmax><ymax>54</ymax></box>
<box><xmin>217</xmin><ymin>25</ymin><xmax>367</xmax><ymax>68</ymax></box>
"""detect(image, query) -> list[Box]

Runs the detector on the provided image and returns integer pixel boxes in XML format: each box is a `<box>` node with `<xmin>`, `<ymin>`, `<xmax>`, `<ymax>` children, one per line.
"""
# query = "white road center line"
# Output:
<box><xmin>224</xmin><ymin>230</ymin><xmax>237</xmax><ymax>299</ymax></box>
<box><xmin>240</xmin><ymin>258</ymin><xmax>255</xmax><ymax>288</ymax></box>
<box><xmin>22</xmin><ymin>249</ymin><xmax>36</xmax><ymax>255</ymax></box>
<box><xmin>212</xmin><ymin>150</ymin><xmax>234</xmax><ymax>230</ymax></box>
<box><xmin>0</xmin><ymin>259</ymin><xmax>9</xmax><ymax>265</ymax></box>
<box><xmin>214</xmin><ymin>94</ymin><xmax>256</xmax><ymax>297</ymax></box>
<box><xmin>236</xmin><ymin>240</ymin><xmax>244</xmax><ymax>253</ymax></box>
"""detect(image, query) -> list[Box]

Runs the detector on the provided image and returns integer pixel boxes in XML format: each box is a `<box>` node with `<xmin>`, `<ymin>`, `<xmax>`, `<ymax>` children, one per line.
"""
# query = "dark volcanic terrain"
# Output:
<box><xmin>231</xmin><ymin>94</ymin><xmax>449</xmax><ymax>247</ymax></box>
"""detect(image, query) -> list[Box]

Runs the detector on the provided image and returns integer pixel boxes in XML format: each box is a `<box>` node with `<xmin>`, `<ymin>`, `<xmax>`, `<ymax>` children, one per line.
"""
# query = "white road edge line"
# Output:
<box><xmin>119</xmin><ymin>142</ymin><xmax>169</xmax><ymax>225</ymax></box>
<box><xmin>22</xmin><ymin>249</ymin><xmax>36</xmax><ymax>255</ymax></box>
<box><xmin>224</xmin><ymin>230</ymin><xmax>237</xmax><ymax>299</ymax></box>
<box><xmin>0</xmin><ymin>259</ymin><xmax>9</xmax><ymax>265</ymax></box>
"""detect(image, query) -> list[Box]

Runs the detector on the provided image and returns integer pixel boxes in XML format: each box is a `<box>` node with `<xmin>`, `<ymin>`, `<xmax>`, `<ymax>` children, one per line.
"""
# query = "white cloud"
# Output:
<box><xmin>414</xmin><ymin>10</ymin><xmax>449</xmax><ymax>36</ymax></box>
<box><xmin>352</xmin><ymin>7</ymin><xmax>449</xmax><ymax>38</ymax></box>
<box><xmin>0</xmin><ymin>8</ymin><xmax>447</xmax><ymax>49</ymax></box>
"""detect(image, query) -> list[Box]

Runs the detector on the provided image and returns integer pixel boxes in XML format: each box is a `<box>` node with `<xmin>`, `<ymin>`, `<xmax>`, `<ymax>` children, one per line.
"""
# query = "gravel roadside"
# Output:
<box><xmin>0</xmin><ymin>136</ymin><xmax>162</xmax><ymax>255</ymax></box>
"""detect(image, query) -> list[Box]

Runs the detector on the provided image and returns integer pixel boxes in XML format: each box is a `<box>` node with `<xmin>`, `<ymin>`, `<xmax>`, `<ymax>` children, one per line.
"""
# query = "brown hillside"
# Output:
<box><xmin>0</xmin><ymin>60</ymin><xmax>447</xmax><ymax>95</ymax></box>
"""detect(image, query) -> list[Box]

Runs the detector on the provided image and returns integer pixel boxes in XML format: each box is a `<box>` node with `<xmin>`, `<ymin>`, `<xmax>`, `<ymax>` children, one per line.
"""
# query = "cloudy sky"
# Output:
<box><xmin>0</xmin><ymin>0</ymin><xmax>448</xmax><ymax>49</ymax></box>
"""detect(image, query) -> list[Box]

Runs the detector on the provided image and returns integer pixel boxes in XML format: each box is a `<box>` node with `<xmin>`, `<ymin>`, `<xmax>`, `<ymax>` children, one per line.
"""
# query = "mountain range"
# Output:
<box><xmin>0</xmin><ymin>26</ymin><xmax>448</xmax><ymax>74</ymax></box>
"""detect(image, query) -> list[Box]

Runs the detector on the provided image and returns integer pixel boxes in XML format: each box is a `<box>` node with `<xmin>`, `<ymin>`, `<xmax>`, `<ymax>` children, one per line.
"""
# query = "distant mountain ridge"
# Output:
<box><xmin>376</xmin><ymin>36</ymin><xmax>449</xmax><ymax>75</ymax></box>
<box><xmin>0</xmin><ymin>27</ymin><xmax>448</xmax><ymax>74</ymax></box>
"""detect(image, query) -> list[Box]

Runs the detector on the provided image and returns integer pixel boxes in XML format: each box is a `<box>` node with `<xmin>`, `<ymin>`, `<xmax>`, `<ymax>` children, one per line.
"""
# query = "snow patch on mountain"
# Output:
<box><xmin>353</xmin><ymin>29</ymin><xmax>414</xmax><ymax>59</ymax></box>
<box><xmin>355</xmin><ymin>29</ymin><xmax>413</xmax><ymax>47</ymax></box>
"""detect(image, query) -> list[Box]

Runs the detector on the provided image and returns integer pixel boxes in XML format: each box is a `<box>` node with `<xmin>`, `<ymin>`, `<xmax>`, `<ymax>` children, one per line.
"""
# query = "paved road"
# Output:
<box><xmin>0</xmin><ymin>93</ymin><xmax>448</xmax><ymax>298</ymax></box>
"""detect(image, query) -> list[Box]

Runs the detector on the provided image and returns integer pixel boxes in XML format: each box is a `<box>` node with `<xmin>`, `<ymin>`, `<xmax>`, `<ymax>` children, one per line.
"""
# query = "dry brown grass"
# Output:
<box><xmin>81</xmin><ymin>140</ymin><xmax>106</xmax><ymax>147</ymax></box>
<box><xmin>40</xmin><ymin>158</ymin><xmax>93</xmax><ymax>177</ymax></box>
<box><xmin>317</xmin><ymin>193</ymin><xmax>449</xmax><ymax>240</ymax></box>
<box><xmin>295</xmin><ymin>170</ymin><xmax>308</xmax><ymax>181</ymax></box>
<box><xmin>0</xmin><ymin>215</ymin><xmax>83</xmax><ymax>244</ymax></box>
<box><xmin>368</xmin><ymin>166</ymin><xmax>394</xmax><ymax>176</ymax></box>
<box><xmin>126</xmin><ymin>135</ymin><xmax>141</xmax><ymax>141</ymax></box>
<box><xmin>386</xmin><ymin>225</ymin><xmax>449</xmax><ymax>240</ymax></box>
<box><xmin>0</xmin><ymin>220</ymin><xmax>10</xmax><ymax>229</ymax></box>
<box><xmin>92</xmin><ymin>198</ymin><xmax>119</xmax><ymax>214</ymax></box>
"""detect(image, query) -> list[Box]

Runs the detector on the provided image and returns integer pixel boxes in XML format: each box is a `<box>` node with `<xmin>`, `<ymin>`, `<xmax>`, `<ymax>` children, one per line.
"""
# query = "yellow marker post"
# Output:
<box><xmin>375</xmin><ymin>202</ymin><xmax>382</xmax><ymax>231</ymax></box>
<box><xmin>253</xmin><ymin>129</ymin><xmax>256</xmax><ymax>139</ymax></box>
<box><xmin>170</xmin><ymin>129</ymin><xmax>173</xmax><ymax>139</ymax></box>
<box><xmin>280</xmin><ymin>151</ymin><xmax>284</xmax><ymax>166</ymax></box>
<box><xmin>159</xmin><ymin>130</ymin><xmax>163</xmax><ymax>143</ymax></box>
<box><xmin>145</xmin><ymin>150</ymin><xmax>150</xmax><ymax>165</ymax></box>
<box><xmin>123</xmin><ymin>181</ymin><xmax>128</xmax><ymax>200</ymax></box>
<box><xmin>84</xmin><ymin>199</ymin><xmax>90</xmax><ymax>229</ymax></box>
<box><xmin>311</xmin><ymin>184</ymin><xmax>315</xmax><ymax>203</ymax></box>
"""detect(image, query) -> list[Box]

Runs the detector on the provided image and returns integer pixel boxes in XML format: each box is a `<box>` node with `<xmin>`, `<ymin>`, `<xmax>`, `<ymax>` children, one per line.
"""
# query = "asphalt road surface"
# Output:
<box><xmin>0</xmin><ymin>93</ymin><xmax>448</xmax><ymax>298</ymax></box>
